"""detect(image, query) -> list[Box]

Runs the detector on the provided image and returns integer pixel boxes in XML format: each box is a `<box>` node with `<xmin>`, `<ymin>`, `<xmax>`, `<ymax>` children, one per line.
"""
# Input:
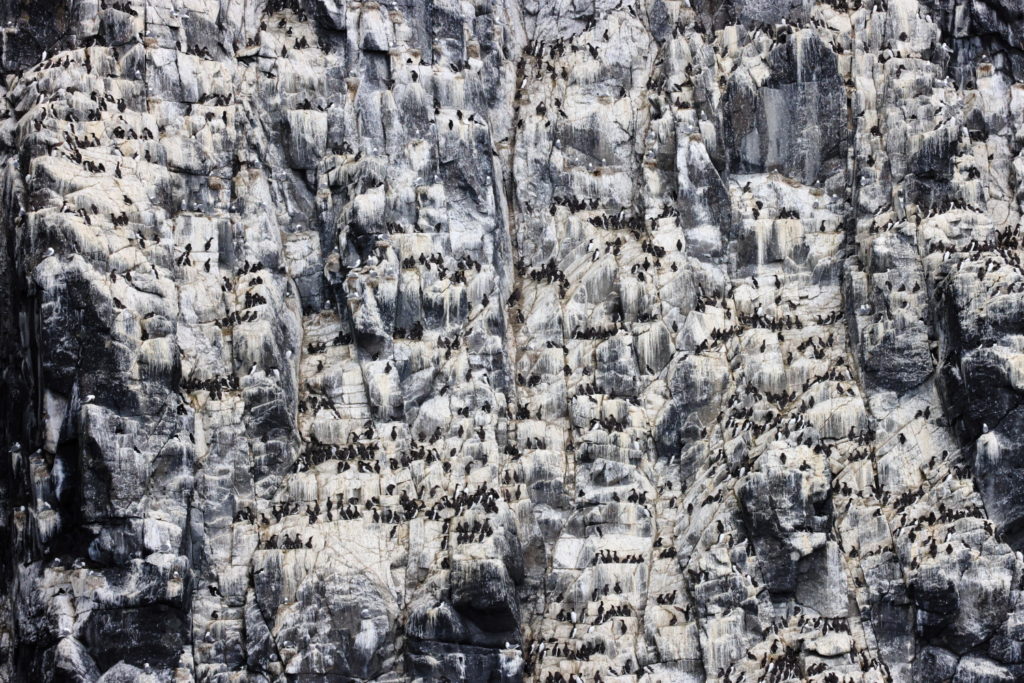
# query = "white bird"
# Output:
<box><xmin>83</xmin><ymin>394</ymin><xmax>95</xmax><ymax>403</ymax></box>
<box><xmin>44</xmin><ymin>247</ymin><xmax>54</xmax><ymax>258</ymax></box>
<box><xmin>983</xmin><ymin>423</ymin><xmax>990</xmax><ymax>433</ymax></box>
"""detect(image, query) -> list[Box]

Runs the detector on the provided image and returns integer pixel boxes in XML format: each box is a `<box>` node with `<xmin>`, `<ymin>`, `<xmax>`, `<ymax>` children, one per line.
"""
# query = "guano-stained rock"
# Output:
<box><xmin>1</xmin><ymin>0</ymin><xmax>1024</xmax><ymax>681</ymax></box>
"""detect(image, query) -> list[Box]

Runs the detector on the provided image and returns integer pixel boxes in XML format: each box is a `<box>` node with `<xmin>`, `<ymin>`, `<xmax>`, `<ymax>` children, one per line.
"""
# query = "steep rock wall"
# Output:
<box><xmin>1</xmin><ymin>0</ymin><xmax>1024</xmax><ymax>681</ymax></box>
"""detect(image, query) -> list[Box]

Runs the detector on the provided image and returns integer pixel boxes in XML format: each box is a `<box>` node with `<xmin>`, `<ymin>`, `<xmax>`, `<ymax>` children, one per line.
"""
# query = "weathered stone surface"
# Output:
<box><xmin>1</xmin><ymin>0</ymin><xmax>1024</xmax><ymax>682</ymax></box>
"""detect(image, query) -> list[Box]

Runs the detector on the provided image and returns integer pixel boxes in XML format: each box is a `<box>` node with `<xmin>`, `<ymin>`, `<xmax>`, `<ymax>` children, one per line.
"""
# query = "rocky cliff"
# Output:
<box><xmin>1</xmin><ymin>0</ymin><xmax>1024</xmax><ymax>680</ymax></box>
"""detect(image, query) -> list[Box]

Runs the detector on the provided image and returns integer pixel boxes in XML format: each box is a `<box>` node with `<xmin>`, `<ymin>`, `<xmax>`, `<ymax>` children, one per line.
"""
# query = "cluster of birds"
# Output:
<box><xmin>296</xmin><ymin>394</ymin><xmax>340</xmax><ymax>418</ymax></box>
<box><xmin>261</xmin><ymin>532</ymin><xmax>315</xmax><ymax>549</ymax></box>
<box><xmin>14</xmin><ymin>3</ymin><xmax>1017</xmax><ymax>681</ymax></box>
<box><xmin>217</xmin><ymin>309</ymin><xmax>259</xmax><ymax>328</ymax></box>
<box><xmin>180</xmin><ymin>374</ymin><xmax>238</xmax><ymax>400</ymax></box>
<box><xmin>392</xmin><ymin>320</ymin><xmax>425</xmax><ymax>340</ymax></box>
<box><xmin>590</xmin><ymin>549</ymin><xmax>645</xmax><ymax>565</ymax></box>
<box><xmin>451</xmin><ymin>518</ymin><xmax>495</xmax><ymax>545</ymax></box>
<box><xmin>291</xmin><ymin>432</ymin><xmax>380</xmax><ymax>470</ymax></box>
<box><xmin>508</xmin><ymin>155</ymin><xmax>930</xmax><ymax>677</ymax></box>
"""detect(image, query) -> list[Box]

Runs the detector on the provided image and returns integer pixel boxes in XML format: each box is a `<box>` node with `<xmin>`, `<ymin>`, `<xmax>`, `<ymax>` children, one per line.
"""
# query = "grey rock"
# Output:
<box><xmin>1</xmin><ymin>0</ymin><xmax>1024</xmax><ymax>682</ymax></box>
<box><xmin>953</xmin><ymin>655</ymin><xmax>1016</xmax><ymax>683</ymax></box>
<box><xmin>914</xmin><ymin>645</ymin><xmax>960</xmax><ymax>683</ymax></box>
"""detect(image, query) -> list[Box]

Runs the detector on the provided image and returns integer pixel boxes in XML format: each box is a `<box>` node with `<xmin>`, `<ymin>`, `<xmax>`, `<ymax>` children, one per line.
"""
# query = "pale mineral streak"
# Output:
<box><xmin>1</xmin><ymin>0</ymin><xmax>1024</xmax><ymax>681</ymax></box>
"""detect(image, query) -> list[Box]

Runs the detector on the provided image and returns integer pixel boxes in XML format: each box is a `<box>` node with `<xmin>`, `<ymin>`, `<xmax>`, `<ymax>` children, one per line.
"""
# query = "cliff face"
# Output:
<box><xmin>1</xmin><ymin>0</ymin><xmax>1024</xmax><ymax>680</ymax></box>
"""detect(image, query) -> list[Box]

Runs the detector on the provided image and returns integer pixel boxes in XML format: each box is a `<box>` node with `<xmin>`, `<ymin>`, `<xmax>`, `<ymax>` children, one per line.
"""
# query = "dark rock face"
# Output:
<box><xmin>696</xmin><ymin>0</ymin><xmax>812</xmax><ymax>29</ymax></box>
<box><xmin>2</xmin><ymin>0</ymin><xmax>1024</xmax><ymax>681</ymax></box>
<box><xmin>723</xmin><ymin>29</ymin><xmax>847</xmax><ymax>183</ymax></box>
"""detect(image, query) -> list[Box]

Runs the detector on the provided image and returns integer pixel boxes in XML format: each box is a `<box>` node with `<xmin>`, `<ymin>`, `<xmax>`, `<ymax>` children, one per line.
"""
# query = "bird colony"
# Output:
<box><xmin>1</xmin><ymin>0</ymin><xmax>1024</xmax><ymax>680</ymax></box>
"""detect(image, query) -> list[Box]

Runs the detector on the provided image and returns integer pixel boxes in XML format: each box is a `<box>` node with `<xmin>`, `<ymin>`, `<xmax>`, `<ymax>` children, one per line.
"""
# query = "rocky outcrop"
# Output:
<box><xmin>1</xmin><ymin>0</ymin><xmax>1024</xmax><ymax>681</ymax></box>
